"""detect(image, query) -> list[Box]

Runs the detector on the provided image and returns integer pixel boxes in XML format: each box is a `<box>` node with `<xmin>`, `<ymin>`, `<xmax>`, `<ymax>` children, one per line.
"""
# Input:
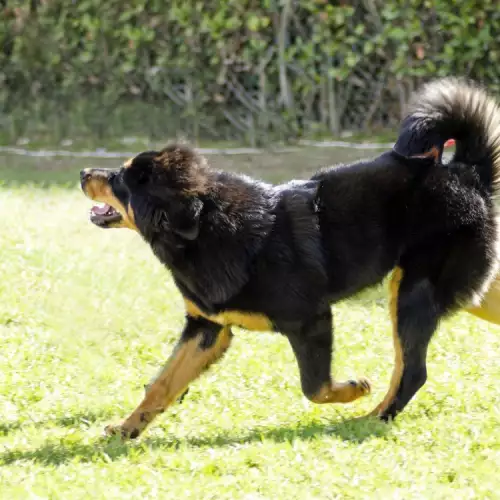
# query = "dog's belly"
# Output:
<box><xmin>184</xmin><ymin>299</ymin><xmax>274</xmax><ymax>332</ymax></box>
<box><xmin>326</xmin><ymin>265</ymin><xmax>391</xmax><ymax>303</ymax></box>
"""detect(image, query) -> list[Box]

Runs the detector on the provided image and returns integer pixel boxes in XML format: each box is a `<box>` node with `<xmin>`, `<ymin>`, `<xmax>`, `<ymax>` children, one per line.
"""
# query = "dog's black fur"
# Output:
<box><xmin>81</xmin><ymin>78</ymin><xmax>500</xmax><ymax>438</ymax></box>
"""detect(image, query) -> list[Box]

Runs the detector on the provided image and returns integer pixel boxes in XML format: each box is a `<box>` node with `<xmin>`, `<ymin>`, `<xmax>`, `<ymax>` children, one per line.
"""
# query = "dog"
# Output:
<box><xmin>80</xmin><ymin>78</ymin><xmax>500</xmax><ymax>439</ymax></box>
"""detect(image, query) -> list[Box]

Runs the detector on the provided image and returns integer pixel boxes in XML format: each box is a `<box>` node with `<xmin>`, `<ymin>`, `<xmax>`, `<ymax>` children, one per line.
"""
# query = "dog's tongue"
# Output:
<box><xmin>92</xmin><ymin>204</ymin><xmax>111</xmax><ymax>215</ymax></box>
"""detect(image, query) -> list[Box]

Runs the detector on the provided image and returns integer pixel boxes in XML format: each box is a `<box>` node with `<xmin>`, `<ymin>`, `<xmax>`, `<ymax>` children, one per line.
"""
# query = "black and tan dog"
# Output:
<box><xmin>81</xmin><ymin>78</ymin><xmax>500</xmax><ymax>439</ymax></box>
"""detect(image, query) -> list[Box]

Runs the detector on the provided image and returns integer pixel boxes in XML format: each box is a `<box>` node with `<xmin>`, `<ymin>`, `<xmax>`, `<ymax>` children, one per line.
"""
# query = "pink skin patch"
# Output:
<box><xmin>444</xmin><ymin>139</ymin><xmax>455</xmax><ymax>148</ymax></box>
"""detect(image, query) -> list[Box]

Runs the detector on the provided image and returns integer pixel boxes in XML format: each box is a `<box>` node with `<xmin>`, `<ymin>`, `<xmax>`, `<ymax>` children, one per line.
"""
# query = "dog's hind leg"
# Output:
<box><xmin>375</xmin><ymin>229</ymin><xmax>497</xmax><ymax>420</ymax></box>
<box><xmin>368</xmin><ymin>268</ymin><xmax>404</xmax><ymax>417</ymax></box>
<box><xmin>105</xmin><ymin>316</ymin><xmax>232</xmax><ymax>439</ymax></box>
<box><xmin>375</xmin><ymin>269</ymin><xmax>439</xmax><ymax>421</ymax></box>
<box><xmin>285</xmin><ymin>306</ymin><xmax>371</xmax><ymax>405</ymax></box>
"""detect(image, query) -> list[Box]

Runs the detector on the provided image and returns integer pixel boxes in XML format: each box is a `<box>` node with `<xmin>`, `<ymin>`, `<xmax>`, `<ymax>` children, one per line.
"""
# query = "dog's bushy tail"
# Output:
<box><xmin>394</xmin><ymin>78</ymin><xmax>500</xmax><ymax>197</ymax></box>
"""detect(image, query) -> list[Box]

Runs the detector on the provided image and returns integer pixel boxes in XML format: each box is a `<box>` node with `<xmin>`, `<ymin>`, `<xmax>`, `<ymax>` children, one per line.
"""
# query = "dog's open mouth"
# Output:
<box><xmin>90</xmin><ymin>203</ymin><xmax>123</xmax><ymax>227</ymax></box>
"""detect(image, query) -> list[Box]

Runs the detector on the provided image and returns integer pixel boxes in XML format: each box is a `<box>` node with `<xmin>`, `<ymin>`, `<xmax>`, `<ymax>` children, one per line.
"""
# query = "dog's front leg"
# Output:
<box><xmin>285</xmin><ymin>306</ymin><xmax>371</xmax><ymax>405</ymax></box>
<box><xmin>105</xmin><ymin>316</ymin><xmax>232</xmax><ymax>439</ymax></box>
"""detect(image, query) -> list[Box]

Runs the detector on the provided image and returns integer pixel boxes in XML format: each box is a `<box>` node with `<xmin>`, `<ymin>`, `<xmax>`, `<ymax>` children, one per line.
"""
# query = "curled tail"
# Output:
<box><xmin>394</xmin><ymin>78</ymin><xmax>500</xmax><ymax>197</ymax></box>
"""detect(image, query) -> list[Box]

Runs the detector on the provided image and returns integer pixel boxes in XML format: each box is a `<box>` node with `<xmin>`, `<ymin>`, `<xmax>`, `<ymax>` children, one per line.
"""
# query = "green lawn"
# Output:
<box><xmin>1</xmin><ymin>151</ymin><xmax>499</xmax><ymax>499</ymax></box>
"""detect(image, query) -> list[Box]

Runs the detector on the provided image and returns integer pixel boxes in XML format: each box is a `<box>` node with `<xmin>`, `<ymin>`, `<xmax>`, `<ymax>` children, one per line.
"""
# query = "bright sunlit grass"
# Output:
<box><xmin>1</xmin><ymin>182</ymin><xmax>499</xmax><ymax>499</ymax></box>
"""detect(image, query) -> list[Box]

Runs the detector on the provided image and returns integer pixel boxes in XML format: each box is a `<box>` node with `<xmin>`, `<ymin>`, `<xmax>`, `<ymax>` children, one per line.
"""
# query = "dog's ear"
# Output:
<box><xmin>133</xmin><ymin>195</ymin><xmax>203</xmax><ymax>240</ymax></box>
<box><xmin>168</xmin><ymin>197</ymin><xmax>203</xmax><ymax>240</ymax></box>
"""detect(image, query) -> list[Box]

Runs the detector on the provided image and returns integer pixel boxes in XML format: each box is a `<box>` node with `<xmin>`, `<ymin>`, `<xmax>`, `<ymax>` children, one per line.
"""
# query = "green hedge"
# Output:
<box><xmin>1</xmin><ymin>0</ymin><xmax>499</xmax><ymax>144</ymax></box>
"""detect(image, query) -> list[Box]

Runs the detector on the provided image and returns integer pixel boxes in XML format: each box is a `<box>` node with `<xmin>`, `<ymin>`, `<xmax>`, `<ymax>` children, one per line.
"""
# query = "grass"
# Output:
<box><xmin>0</xmin><ymin>149</ymin><xmax>499</xmax><ymax>499</ymax></box>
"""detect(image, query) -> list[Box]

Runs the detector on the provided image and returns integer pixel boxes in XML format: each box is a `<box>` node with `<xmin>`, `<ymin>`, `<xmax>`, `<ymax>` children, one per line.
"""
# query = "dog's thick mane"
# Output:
<box><xmin>152</xmin><ymin>144</ymin><xmax>211</xmax><ymax>195</ymax></box>
<box><xmin>139</xmin><ymin>144</ymin><xmax>277</xmax><ymax>309</ymax></box>
<box><xmin>153</xmin><ymin>144</ymin><xmax>274</xmax><ymax>207</ymax></box>
<box><xmin>139</xmin><ymin>144</ymin><xmax>329</xmax><ymax>313</ymax></box>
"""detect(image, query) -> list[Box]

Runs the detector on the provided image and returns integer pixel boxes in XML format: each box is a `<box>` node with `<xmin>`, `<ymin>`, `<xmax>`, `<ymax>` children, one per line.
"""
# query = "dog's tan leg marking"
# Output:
<box><xmin>466</xmin><ymin>275</ymin><xmax>500</xmax><ymax>325</ymax></box>
<box><xmin>105</xmin><ymin>325</ymin><xmax>232</xmax><ymax>439</ymax></box>
<box><xmin>310</xmin><ymin>378</ymin><xmax>371</xmax><ymax>404</ymax></box>
<box><xmin>368</xmin><ymin>267</ymin><xmax>404</xmax><ymax>416</ymax></box>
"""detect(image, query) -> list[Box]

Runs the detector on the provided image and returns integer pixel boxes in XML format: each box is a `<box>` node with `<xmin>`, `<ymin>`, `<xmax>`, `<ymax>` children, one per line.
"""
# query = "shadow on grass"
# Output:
<box><xmin>0</xmin><ymin>409</ymin><xmax>118</xmax><ymax>438</ymax></box>
<box><xmin>0</xmin><ymin>422</ymin><xmax>24</xmax><ymax>436</ymax></box>
<box><xmin>0</xmin><ymin>416</ymin><xmax>389</xmax><ymax>466</ymax></box>
<box><xmin>53</xmin><ymin>409</ymin><xmax>120</xmax><ymax>428</ymax></box>
<box><xmin>159</xmin><ymin>417</ymin><xmax>390</xmax><ymax>449</ymax></box>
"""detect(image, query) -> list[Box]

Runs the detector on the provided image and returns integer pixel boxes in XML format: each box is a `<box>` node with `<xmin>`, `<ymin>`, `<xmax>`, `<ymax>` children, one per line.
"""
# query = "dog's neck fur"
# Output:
<box><xmin>142</xmin><ymin>171</ymin><xmax>277</xmax><ymax>311</ymax></box>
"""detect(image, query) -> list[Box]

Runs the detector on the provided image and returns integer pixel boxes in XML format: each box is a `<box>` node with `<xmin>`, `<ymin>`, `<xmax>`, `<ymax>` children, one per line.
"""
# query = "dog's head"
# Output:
<box><xmin>80</xmin><ymin>144</ymin><xmax>210</xmax><ymax>240</ymax></box>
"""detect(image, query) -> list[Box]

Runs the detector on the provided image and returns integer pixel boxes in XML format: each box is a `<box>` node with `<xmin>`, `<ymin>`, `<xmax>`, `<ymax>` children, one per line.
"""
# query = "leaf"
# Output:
<box><xmin>389</xmin><ymin>28</ymin><xmax>408</xmax><ymax>41</ymax></box>
<box><xmin>247</xmin><ymin>15</ymin><xmax>260</xmax><ymax>32</ymax></box>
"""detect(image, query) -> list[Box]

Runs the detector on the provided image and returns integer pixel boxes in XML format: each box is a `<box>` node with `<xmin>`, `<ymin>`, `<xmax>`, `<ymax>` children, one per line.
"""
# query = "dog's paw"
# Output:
<box><xmin>104</xmin><ymin>423</ymin><xmax>140</xmax><ymax>440</ymax></box>
<box><xmin>348</xmin><ymin>377</ymin><xmax>372</xmax><ymax>397</ymax></box>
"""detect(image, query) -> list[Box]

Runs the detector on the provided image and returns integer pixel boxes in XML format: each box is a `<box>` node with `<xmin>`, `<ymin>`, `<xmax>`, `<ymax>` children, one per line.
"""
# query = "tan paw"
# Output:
<box><xmin>314</xmin><ymin>377</ymin><xmax>372</xmax><ymax>404</ymax></box>
<box><xmin>104</xmin><ymin>423</ymin><xmax>141</xmax><ymax>440</ymax></box>
<box><xmin>349</xmin><ymin>377</ymin><xmax>372</xmax><ymax>397</ymax></box>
